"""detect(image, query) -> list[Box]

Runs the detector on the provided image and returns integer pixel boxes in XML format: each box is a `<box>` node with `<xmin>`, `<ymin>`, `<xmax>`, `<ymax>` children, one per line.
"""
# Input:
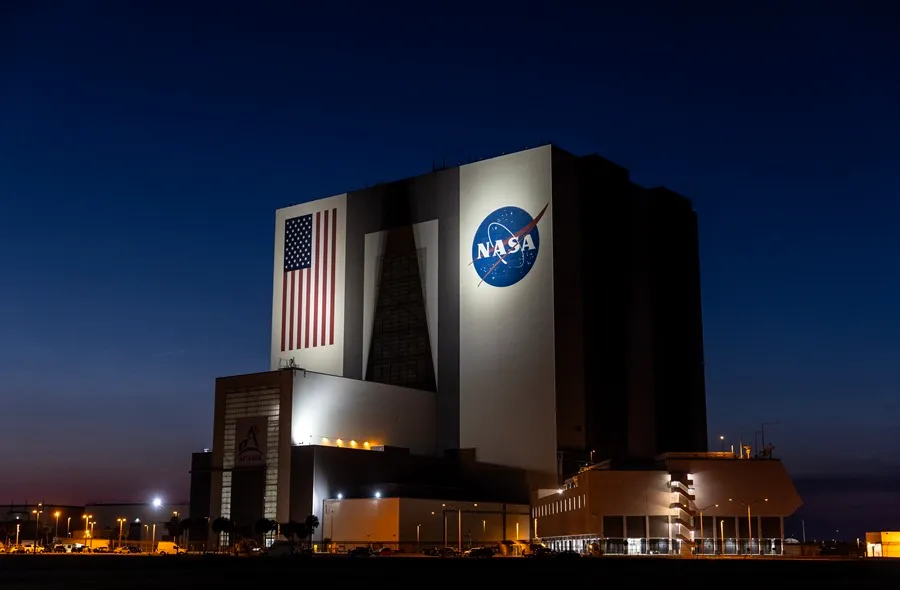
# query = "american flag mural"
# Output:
<box><xmin>281</xmin><ymin>207</ymin><xmax>337</xmax><ymax>350</ymax></box>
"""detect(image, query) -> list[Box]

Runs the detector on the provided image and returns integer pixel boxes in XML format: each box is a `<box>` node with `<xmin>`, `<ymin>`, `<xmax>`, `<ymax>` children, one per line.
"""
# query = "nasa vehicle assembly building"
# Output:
<box><xmin>191</xmin><ymin>144</ymin><xmax>798</xmax><ymax>552</ymax></box>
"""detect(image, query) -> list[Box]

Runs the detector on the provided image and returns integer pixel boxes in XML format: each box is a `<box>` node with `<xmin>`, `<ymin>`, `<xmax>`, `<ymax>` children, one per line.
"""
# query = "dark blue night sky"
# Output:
<box><xmin>1</xmin><ymin>1</ymin><xmax>897</xmax><ymax>538</ymax></box>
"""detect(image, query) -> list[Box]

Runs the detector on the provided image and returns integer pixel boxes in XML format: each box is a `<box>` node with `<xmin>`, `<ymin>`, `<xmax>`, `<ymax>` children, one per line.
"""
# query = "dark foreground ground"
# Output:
<box><xmin>2</xmin><ymin>554</ymin><xmax>897</xmax><ymax>589</ymax></box>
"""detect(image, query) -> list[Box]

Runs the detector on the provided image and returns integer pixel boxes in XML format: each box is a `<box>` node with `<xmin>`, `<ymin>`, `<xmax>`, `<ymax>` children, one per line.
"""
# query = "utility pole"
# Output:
<box><xmin>761</xmin><ymin>421</ymin><xmax>780</xmax><ymax>453</ymax></box>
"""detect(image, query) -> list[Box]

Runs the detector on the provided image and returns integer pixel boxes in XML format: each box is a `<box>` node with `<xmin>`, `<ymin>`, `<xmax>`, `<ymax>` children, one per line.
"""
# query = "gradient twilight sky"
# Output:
<box><xmin>1</xmin><ymin>2</ymin><xmax>898</xmax><ymax>533</ymax></box>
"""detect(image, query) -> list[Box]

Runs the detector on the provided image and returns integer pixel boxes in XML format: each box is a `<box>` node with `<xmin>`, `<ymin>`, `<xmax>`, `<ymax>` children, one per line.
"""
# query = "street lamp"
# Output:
<box><xmin>117</xmin><ymin>518</ymin><xmax>126</xmax><ymax>547</ymax></box>
<box><xmin>32</xmin><ymin>508</ymin><xmax>43</xmax><ymax>553</ymax></box>
<box><xmin>696</xmin><ymin>504</ymin><xmax>718</xmax><ymax>555</ymax></box>
<box><xmin>66</xmin><ymin>516</ymin><xmax>71</xmax><ymax>537</ymax></box>
<box><xmin>442</xmin><ymin>503</ymin><xmax>478</xmax><ymax>552</ymax></box>
<box><xmin>729</xmin><ymin>497</ymin><xmax>768</xmax><ymax>554</ymax></box>
<box><xmin>719</xmin><ymin>435</ymin><xmax>725</xmax><ymax>451</ymax></box>
<box><xmin>54</xmin><ymin>511</ymin><xmax>61</xmax><ymax>540</ymax></box>
<box><xmin>416</xmin><ymin>524</ymin><xmax>421</xmax><ymax>552</ymax></box>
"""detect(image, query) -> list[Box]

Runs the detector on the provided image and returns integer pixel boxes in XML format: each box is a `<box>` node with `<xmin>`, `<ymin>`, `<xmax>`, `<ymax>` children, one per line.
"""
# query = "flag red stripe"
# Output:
<box><xmin>330</xmin><ymin>207</ymin><xmax>337</xmax><ymax>345</ymax></box>
<box><xmin>313</xmin><ymin>211</ymin><xmax>320</xmax><ymax>347</ymax></box>
<box><xmin>287</xmin><ymin>270</ymin><xmax>294</xmax><ymax>350</ymax></box>
<box><xmin>305</xmin><ymin>266</ymin><xmax>311</xmax><ymax>349</ymax></box>
<box><xmin>281</xmin><ymin>269</ymin><xmax>288</xmax><ymax>352</ymax></box>
<box><xmin>321</xmin><ymin>209</ymin><xmax>329</xmax><ymax>345</ymax></box>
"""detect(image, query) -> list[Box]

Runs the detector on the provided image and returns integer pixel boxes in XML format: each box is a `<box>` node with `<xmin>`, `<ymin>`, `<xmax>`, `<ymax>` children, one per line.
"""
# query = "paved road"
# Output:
<box><xmin>0</xmin><ymin>554</ymin><xmax>895</xmax><ymax>589</ymax></box>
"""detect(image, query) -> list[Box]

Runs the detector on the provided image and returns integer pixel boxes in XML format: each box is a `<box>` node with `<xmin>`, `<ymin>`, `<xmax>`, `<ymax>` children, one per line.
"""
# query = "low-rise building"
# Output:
<box><xmin>321</xmin><ymin>496</ymin><xmax>530</xmax><ymax>553</ymax></box>
<box><xmin>866</xmin><ymin>531</ymin><xmax>900</xmax><ymax>558</ymax></box>
<box><xmin>532</xmin><ymin>452</ymin><xmax>802</xmax><ymax>555</ymax></box>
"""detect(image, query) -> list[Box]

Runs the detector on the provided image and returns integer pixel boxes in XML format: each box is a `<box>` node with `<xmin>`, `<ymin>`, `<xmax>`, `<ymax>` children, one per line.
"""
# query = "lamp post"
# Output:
<box><xmin>66</xmin><ymin>516</ymin><xmax>71</xmax><ymax>537</ymax></box>
<box><xmin>442</xmin><ymin>503</ymin><xmax>475</xmax><ymax>552</ymax></box>
<box><xmin>32</xmin><ymin>508</ymin><xmax>43</xmax><ymax>552</ymax></box>
<box><xmin>719</xmin><ymin>435</ymin><xmax>725</xmax><ymax>451</ymax></box>
<box><xmin>416</xmin><ymin>524</ymin><xmax>421</xmax><ymax>552</ymax></box>
<box><xmin>696</xmin><ymin>504</ymin><xmax>718</xmax><ymax>555</ymax></box>
<box><xmin>16</xmin><ymin>523</ymin><xmax>20</xmax><ymax>545</ymax></box>
<box><xmin>720</xmin><ymin>519</ymin><xmax>725</xmax><ymax>555</ymax></box>
<box><xmin>729</xmin><ymin>497</ymin><xmax>767</xmax><ymax>554</ymax></box>
<box><xmin>117</xmin><ymin>518</ymin><xmax>126</xmax><ymax>547</ymax></box>
<box><xmin>82</xmin><ymin>514</ymin><xmax>91</xmax><ymax>547</ymax></box>
<box><xmin>54</xmin><ymin>512</ymin><xmax>61</xmax><ymax>541</ymax></box>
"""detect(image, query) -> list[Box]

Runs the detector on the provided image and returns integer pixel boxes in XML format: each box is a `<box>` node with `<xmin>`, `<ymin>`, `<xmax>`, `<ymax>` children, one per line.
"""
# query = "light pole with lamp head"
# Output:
<box><xmin>54</xmin><ymin>511</ymin><xmax>61</xmax><ymax>541</ymax></box>
<box><xmin>719</xmin><ymin>435</ymin><xmax>725</xmax><ymax>451</ymax></box>
<box><xmin>442</xmin><ymin>503</ymin><xmax>478</xmax><ymax>553</ymax></box>
<box><xmin>66</xmin><ymin>516</ymin><xmax>71</xmax><ymax>537</ymax></box>
<box><xmin>117</xmin><ymin>518</ymin><xmax>126</xmax><ymax>547</ymax></box>
<box><xmin>696</xmin><ymin>504</ymin><xmax>718</xmax><ymax>555</ymax></box>
<box><xmin>82</xmin><ymin>514</ymin><xmax>93</xmax><ymax>548</ymax></box>
<box><xmin>729</xmin><ymin>497</ymin><xmax>768</xmax><ymax>554</ymax></box>
<box><xmin>32</xmin><ymin>507</ymin><xmax>43</xmax><ymax>552</ymax></box>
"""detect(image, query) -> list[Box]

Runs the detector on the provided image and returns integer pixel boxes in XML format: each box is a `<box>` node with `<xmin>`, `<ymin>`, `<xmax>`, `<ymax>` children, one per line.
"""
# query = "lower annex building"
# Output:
<box><xmin>188</xmin><ymin>145</ymin><xmax>802</xmax><ymax>553</ymax></box>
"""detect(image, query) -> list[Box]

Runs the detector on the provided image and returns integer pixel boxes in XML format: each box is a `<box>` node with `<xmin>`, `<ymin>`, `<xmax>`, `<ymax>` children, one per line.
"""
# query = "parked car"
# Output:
<box><xmin>348</xmin><ymin>546</ymin><xmax>374</xmax><ymax>557</ymax></box>
<box><xmin>463</xmin><ymin>546</ymin><xmax>495</xmax><ymax>558</ymax></box>
<box><xmin>265</xmin><ymin>541</ymin><xmax>295</xmax><ymax>558</ymax></box>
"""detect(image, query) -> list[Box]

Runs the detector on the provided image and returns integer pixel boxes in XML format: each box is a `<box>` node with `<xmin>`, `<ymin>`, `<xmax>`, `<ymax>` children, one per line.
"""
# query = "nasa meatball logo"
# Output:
<box><xmin>471</xmin><ymin>203</ymin><xmax>548</xmax><ymax>287</ymax></box>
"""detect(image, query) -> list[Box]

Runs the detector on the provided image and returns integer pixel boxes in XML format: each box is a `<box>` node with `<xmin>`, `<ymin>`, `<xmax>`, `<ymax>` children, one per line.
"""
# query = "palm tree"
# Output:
<box><xmin>211</xmin><ymin>517</ymin><xmax>234</xmax><ymax>551</ymax></box>
<box><xmin>190</xmin><ymin>518</ymin><xmax>210</xmax><ymax>551</ymax></box>
<box><xmin>254</xmin><ymin>518</ymin><xmax>276</xmax><ymax>543</ymax></box>
<box><xmin>164</xmin><ymin>516</ymin><xmax>180</xmax><ymax>541</ymax></box>
<box><xmin>179</xmin><ymin>518</ymin><xmax>192</xmax><ymax>547</ymax></box>
<box><xmin>304</xmin><ymin>515</ymin><xmax>319</xmax><ymax>548</ymax></box>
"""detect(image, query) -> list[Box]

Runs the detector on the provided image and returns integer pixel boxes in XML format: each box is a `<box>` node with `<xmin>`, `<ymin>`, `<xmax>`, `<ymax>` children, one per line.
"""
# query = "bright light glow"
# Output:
<box><xmin>374</xmin><ymin>492</ymin><xmax>381</xmax><ymax>499</ymax></box>
<box><xmin>473</xmin><ymin>503</ymin><xmax>478</xmax><ymax>507</ymax></box>
<box><xmin>363</xmin><ymin>441</ymin><xmax>370</xmax><ymax>448</ymax></box>
<box><xmin>350</xmin><ymin>440</ymin><xmax>357</xmax><ymax>447</ymax></box>
<box><xmin>336</xmin><ymin>493</ymin><xmax>343</xmax><ymax>500</ymax></box>
<box><xmin>557</xmin><ymin>489</ymin><xmax>563</xmax><ymax>494</ymax></box>
<box><xmin>336</xmin><ymin>438</ymin><xmax>343</xmax><ymax>447</ymax></box>
<box><xmin>321</xmin><ymin>437</ymin><xmax>329</xmax><ymax>444</ymax></box>
<box><xmin>152</xmin><ymin>498</ymin><xmax>162</xmax><ymax>508</ymax></box>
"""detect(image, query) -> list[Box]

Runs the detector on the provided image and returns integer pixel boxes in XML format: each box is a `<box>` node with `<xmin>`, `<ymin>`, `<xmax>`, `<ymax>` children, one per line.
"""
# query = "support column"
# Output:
<box><xmin>780</xmin><ymin>516</ymin><xmax>785</xmax><ymax>555</ymax></box>
<box><xmin>667</xmin><ymin>514</ymin><xmax>672</xmax><ymax>554</ymax></box>
<box><xmin>645</xmin><ymin>515</ymin><xmax>650</xmax><ymax>554</ymax></box>
<box><xmin>757</xmin><ymin>515</ymin><xmax>763</xmax><ymax>554</ymax></box>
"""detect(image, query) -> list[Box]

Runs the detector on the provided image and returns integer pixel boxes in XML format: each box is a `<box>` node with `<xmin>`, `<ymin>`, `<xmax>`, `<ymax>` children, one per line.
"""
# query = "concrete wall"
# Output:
<box><xmin>669</xmin><ymin>458</ymin><xmax>803</xmax><ymax>517</ymax></box>
<box><xmin>322</xmin><ymin>497</ymin><xmax>530</xmax><ymax>551</ymax></box>
<box><xmin>342</xmin><ymin>169</ymin><xmax>461</xmax><ymax>453</ymax></box>
<box><xmin>323</xmin><ymin>497</ymin><xmax>400</xmax><ymax>548</ymax></box>
<box><xmin>290</xmin><ymin>371</ymin><xmax>436</xmax><ymax>455</ymax></box>
<box><xmin>459</xmin><ymin>146</ymin><xmax>557</xmax><ymax>477</ymax></box>
<box><xmin>533</xmin><ymin>460</ymin><xmax>802</xmax><ymax>540</ymax></box>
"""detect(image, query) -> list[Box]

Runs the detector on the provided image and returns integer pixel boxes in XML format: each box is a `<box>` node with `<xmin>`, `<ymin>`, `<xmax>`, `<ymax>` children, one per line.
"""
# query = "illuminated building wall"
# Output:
<box><xmin>531</xmin><ymin>455</ymin><xmax>802</xmax><ymax>555</ymax></box>
<box><xmin>267</xmin><ymin>144</ymin><xmax>708</xmax><ymax>481</ymax></box>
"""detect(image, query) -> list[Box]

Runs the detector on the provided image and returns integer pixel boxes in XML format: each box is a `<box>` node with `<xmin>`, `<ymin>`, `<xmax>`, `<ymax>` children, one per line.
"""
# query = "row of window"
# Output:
<box><xmin>534</xmin><ymin>494</ymin><xmax>587</xmax><ymax>517</ymax></box>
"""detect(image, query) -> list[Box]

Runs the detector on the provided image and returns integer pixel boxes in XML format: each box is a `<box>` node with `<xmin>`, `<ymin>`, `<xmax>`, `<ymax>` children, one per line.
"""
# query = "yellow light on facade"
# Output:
<box><xmin>321</xmin><ymin>437</ymin><xmax>329</xmax><ymax>444</ymax></box>
<box><xmin>336</xmin><ymin>439</ymin><xmax>343</xmax><ymax>447</ymax></box>
<box><xmin>350</xmin><ymin>440</ymin><xmax>358</xmax><ymax>448</ymax></box>
<box><xmin>363</xmin><ymin>441</ymin><xmax>370</xmax><ymax>449</ymax></box>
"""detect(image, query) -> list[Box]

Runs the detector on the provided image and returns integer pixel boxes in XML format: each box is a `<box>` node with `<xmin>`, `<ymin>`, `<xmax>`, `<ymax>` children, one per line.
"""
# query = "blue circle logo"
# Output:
<box><xmin>471</xmin><ymin>204</ymin><xmax>547</xmax><ymax>288</ymax></box>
